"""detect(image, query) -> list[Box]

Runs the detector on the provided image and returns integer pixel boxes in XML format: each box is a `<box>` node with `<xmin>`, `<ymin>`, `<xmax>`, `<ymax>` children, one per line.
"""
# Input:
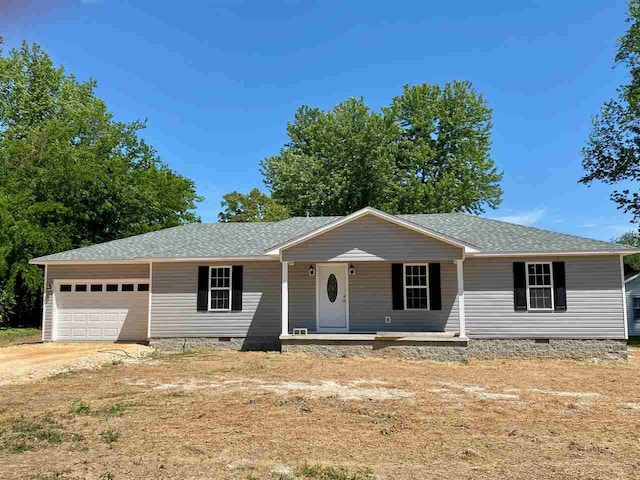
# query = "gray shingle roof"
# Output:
<box><xmin>31</xmin><ymin>212</ymin><xmax>635</xmax><ymax>262</ymax></box>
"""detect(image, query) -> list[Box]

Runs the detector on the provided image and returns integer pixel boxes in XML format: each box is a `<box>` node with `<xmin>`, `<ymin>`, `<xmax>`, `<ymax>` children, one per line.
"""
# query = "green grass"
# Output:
<box><xmin>628</xmin><ymin>337</ymin><xmax>640</xmax><ymax>346</ymax></box>
<box><xmin>0</xmin><ymin>414</ymin><xmax>82</xmax><ymax>454</ymax></box>
<box><xmin>69</xmin><ymin>400</ymin><xmax>91</xmax><ymax>416</ymax></box>
<box><xmin>31</xmin><ymin>471</ymin><xmax>71</xmax><ymax>480</ymax></box>
<box><xmin>99</xmin><ymin>429</ymin><xmax>121</xmax><ymax>444</ymax></box>
<box><xmin>296</xmin><ymin>465</ymin><xmax>374</xmax><ymax>480</ymax></box>
<box><xmin>0</xmin><ymin>328</ymin><xmax>41</xmax><ymax>347</ymax></box>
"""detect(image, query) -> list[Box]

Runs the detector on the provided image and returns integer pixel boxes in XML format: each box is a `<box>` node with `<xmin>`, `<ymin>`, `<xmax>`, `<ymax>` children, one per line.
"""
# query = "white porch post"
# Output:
<box><xmin>456</xmin><ymin>259</ymin><xmax>467</xmax><ymax>340</ymax></box>
<box><xmin>281</xmin><ymin>261</ymin><xmax>289</xmax><ymax>336</ymax></box>
<box><xmin>621</xmin><ymin>254</ymin><xmax>629</xmax><ymax>340</ymax></box>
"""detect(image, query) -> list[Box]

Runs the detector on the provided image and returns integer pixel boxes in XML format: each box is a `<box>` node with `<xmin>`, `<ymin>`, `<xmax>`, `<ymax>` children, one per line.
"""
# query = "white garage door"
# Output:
<box><xmin>55</xmin><ymin>280</ymin><xmax>149</xmax><ymax>341</ymax></box>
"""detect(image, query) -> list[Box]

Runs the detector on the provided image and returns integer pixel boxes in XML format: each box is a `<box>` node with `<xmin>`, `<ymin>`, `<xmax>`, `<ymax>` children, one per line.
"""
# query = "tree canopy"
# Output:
<box><xmin>252</xmin><ymin>81</ymin><xmax>502</xmax><ymax>218</ymax></box>
<box><xmin>616</xmin><ymin>231</ymin><xmax>640</xmax><ymax>272</ymax></box>
<box><xmin>0</xmin><ymin>41</ymin><xmax>201</xmax><ymax>326</ymax></box>
<box><xmin>580</xmin><ymin>1</ymin><xmax>640</xmax><ymax>226</ymax></box>
<box><xmin>219</xmin><ymin>188</ymin><xmax>289</xmax><ymax>222</ymax></box>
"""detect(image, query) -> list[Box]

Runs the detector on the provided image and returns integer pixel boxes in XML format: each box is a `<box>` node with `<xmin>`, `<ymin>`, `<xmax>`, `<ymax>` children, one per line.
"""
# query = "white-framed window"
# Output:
<box><xmin>526</xmin><ymin>262</ymin><xmax>554</xmax><ymax>310</ymax></box>
<box><xmin>209</xmin><ymin>266</ymin><xmax>232</xmax><ymax>311</ymax></box>
<box><xmin>633</xmin><ymin>297</ymin><xmax>640</xmax><ymax>323</ymax></box>
<box><xmin>403</xmin><ymin>263</ymin><xmax>429</xmax><ymax>310</ymax></box>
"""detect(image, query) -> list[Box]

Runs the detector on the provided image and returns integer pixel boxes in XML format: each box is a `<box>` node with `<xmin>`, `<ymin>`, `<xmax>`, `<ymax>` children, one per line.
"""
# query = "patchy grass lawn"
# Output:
<box><xmin>2</xmin><ymin>349</ymin><xmax>640</xmax><ymax>479</ymax></box>
<box><xmin>0</xmin><ymin>328</ymin><xmax>41</xmax><ymax>348</ymax></box>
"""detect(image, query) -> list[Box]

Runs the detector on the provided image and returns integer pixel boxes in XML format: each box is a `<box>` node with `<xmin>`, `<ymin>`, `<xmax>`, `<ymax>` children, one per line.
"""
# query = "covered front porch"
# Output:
<box><xmin>279</xmin><ymin>259</ymin><xmax>468</xmax><ymax>342</ymax></box>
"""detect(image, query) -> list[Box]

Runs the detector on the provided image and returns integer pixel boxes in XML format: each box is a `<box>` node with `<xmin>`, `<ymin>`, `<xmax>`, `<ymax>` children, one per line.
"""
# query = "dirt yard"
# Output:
<box><xmin>0</xmin><ymin>343</ymin><xmax>153</xmax><ymax>386</ymax></box>
<box><xmin>2</xmin><ymin>348</ymin><xmax>640</xmax><ymax>480</ymax></box>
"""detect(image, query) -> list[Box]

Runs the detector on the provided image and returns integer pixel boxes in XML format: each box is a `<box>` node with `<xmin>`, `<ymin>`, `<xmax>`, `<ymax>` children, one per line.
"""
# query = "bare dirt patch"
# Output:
<box><xmin>0</xmin><ymin>343</ymin><xmax>152</xmax><ymax>386</ymax></box>
<box><xmin>125</xmin><ymin>377</ymin><xmax>413</xmax><ymax>401</ymax></box>
<box><xmin>2</xmin><ymin>349</ymin><xmax>640</xmax><ymax>479</ymax></box>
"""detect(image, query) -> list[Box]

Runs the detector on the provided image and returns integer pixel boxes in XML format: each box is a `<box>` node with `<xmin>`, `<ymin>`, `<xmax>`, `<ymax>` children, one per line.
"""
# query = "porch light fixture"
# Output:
<box><xmin>349</xmin><ymin>264</ymin><xmax>356</xmax><ymax>276</ymax></box>
<box><xmin>308</xmin><ymin>265</ymin><xmax>316</xmax><ymax>277</ymax></box>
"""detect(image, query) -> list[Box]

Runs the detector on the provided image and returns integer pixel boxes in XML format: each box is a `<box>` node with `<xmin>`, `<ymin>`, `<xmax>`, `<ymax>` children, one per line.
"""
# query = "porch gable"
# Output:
<box><xmin>281</xmin><ymin>213</ymin><xmax>464</xmax><ymax>262</ymax></box>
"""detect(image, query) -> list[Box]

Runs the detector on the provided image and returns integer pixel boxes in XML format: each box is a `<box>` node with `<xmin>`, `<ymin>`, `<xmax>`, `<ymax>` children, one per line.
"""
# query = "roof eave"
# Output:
<box><xmin>467</xmin><ymin>250</ymin><xmax>640</xmax><ymax>258</ymax></box>
<box><xmin>29</xmin><ymin>255</ymin><xmax>277</xmax><ymax>265</ymax></box>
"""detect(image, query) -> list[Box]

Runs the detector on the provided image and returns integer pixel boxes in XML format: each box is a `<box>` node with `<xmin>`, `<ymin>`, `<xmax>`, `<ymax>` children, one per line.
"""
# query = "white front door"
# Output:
<box><xmin>317</xmin><ymin>264</ymin><xmax>348</xmax><ymax>331</ymax></box>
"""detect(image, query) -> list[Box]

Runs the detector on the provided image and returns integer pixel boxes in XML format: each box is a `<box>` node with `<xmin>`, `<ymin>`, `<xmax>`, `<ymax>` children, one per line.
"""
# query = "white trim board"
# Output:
<box><xmin>625</xmin><ymin>272</ymin><xmax>640</xmax><ymax>284</ymax></box>
<box><xmin>30</xmin><ymin>256</ymin><xmax>274</xmax><ymax>265</ymax></box>
<box><xmin>621</xmin><ymin>255</ymin><xmax>629</xmax><ymax>340</ymax></box>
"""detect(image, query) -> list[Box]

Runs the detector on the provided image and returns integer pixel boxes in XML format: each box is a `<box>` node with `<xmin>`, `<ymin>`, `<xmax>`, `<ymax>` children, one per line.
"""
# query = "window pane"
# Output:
<box><xmin>138</xmin><ymin>283</ymin><xmax>149</xmax><ymax>292</ymax></box>
<box><xmin>211</xmin><ymin>267</ymin><xmax>231</xmax><ymax>288</ymax></box>
<box><xmin>60</xmin><ymin>284</ymin><xmax>72</xmax><ymax>292</ymax></box>
<box><xmin>529</xmin><ymin>287</ymin><xmax>552</xmax><ymax>309</ymax></box>
<box><xmin>406</xmin><ymin>287</ymin><xmax>428</xmax><ymax>309</ymax></box>
<box><xmin>90</xmin><ymin>284</ymin><xmax>103</xmax><ymax>292</ymax></box>
<box><xmin>75</xmin><ymin>284</ymin><xmax>87</xmax><ymax>292</ymax></box>
<box><xmin>210</xmin><ymin>289</ymin><xmax>230</xmax><ymax>310</ymax></box>
<box><xmin>106</xmin><ymin>284</ymin><xmax>118</xmax><ymax>292</ymax></box>
<box><xmin>528</xmin><ymin>263</ymin><xmax>551</xmax><ymax>287</ymax></box>
<box><xmin>122</xmin><ymin>284</ymin><xmax>134</xmax><ymax>292</ymax></box>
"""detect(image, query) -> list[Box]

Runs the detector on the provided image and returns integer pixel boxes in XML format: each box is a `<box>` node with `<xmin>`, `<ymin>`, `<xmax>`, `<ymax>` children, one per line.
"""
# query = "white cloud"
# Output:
<box><xmin>492</xmin><ymin>208</ymin><xmax>545</xmax><ymax>226</ymax></box>
<box><xmin>577</xmin><ymin>223</ymin><xmax>597</xmax><ymax>228</ymax></box>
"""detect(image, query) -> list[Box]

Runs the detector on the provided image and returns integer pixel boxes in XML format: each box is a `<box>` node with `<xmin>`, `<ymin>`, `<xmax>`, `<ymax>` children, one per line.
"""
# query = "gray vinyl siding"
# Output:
<box><xmin>43</xmin><ymin>263</ymin><xmax>150</xmax><ymax>341</ymax></box>
<box><xmin>282</xmin><ymin>214</ymin><xmax>463</xmax><ymax>262</ymax></box>
<box><xmin>465</xmin><ymin>256</ymin><xmax>626</xmax><ymax>339</ymax></box>
<box><xmin>625</xmin><ymin>276</ymin><xmax>640</xmax><ymax>336</ymax></box>
<box><xmin>150</xmin><ymin>261</ymin><xmax>281</xmax><ymax>339</ymax></box>
<box><xmin>288</xmin><ymin>261</ymin><xmax>459</xmax><ymax>333</ymax></box>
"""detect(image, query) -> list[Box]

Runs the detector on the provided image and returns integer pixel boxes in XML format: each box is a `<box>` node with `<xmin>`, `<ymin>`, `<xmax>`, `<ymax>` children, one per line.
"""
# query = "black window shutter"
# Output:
<box><xmin>231</xmin><ymin>265</ymin><xmax>243</xmax><ymax>311</ymax></box>
<box><xmin>429</xmin><ymin>263</ymin><xmax>442</xmax><ymax>310</ymax></box>
<box><xmin>513</xmin><ymin>262</ymin><xmax>527</xmax><ymax>311</ymax></box>
<box><xmin>391</xmin><ymin>263</ymin><xmax>404</xmax><ymax>310</ymax></box>
<box><xmin>552</xmin><ymin>261</ymin><xmax>567</xmax><ymax>311</ymax></box>
<box><xmin>197</xmin><ymin>266</ymin><xmax>209</xmax><ymax>312</ymax></box>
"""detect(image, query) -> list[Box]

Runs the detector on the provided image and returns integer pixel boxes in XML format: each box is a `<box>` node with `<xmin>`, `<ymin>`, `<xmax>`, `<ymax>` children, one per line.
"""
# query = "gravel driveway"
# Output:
<box><xmin>0</xmin><ymin>342</ymin><xmax>153</xmax><ymax>386</ymax></box>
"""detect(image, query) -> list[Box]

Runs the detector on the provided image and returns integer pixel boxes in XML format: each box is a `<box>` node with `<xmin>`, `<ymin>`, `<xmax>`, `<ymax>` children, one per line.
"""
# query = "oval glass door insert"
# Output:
<box><xmin>327</xmin><ymin>274</ymin><xmax>338</xmax><ymax>303</ymax></box>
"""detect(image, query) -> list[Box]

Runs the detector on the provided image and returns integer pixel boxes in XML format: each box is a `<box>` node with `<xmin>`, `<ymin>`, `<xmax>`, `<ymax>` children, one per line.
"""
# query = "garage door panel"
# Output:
<box><xmin>103</xmin><ymin>312</ymin><xmax>121</xmax><ymax>323</ymax></box>
<box><xmin>55</xmin><ymin>287</ymin><xmax>148</xmax><ymax>341</ymax></box>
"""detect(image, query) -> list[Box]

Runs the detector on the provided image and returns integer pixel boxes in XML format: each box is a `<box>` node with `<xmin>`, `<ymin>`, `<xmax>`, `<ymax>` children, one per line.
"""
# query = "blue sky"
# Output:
<box><xmin>2</xmin><ymin>0</ymin><xmax>636</xmax><ymax>240</ymax></box>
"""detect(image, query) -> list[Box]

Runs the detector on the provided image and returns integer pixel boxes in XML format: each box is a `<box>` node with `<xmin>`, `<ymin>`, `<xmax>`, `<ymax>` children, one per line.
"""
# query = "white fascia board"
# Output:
<box><xmin>266</xmin><ymin>207</ymin><xmax>478</xmax><ymax>255</ymax></box>
<box><xmin>135</xmin><ymin>256</ymin><xmax>275</xmax><ymax>262</ymax></box>
<box><xmin>30</xmin><ymin>256</ymin><xmax>275</xmax><ymax>265</ymax></box>
<box><xmin>468</xmin><ymin>250</ymin><xmax>640</xmax><ymax>258</ymax></box>
<box><xmin>29</xmin><ymin>259</ymin><xmax>146</xmax><ymax>265</ymax></box>
<box><xmin>625</xmin><ymin>272</ymin><xmax>640</xmax><ymax>284</ymax></box>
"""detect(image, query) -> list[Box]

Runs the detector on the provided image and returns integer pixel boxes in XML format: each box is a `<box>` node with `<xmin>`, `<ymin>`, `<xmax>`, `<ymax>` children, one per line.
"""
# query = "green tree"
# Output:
<box><xmin>218</xmin><ymin>188</ymin><xmax>290</xmax><ymax>222</ymax></box>
<box><xmin>616</xmin><ymin>231</ymin><xmax>640</xmax><ymax>272</ymax></box>
<box><xmin>258</xmin><ymin>82</ymin><xmax>502</xmax><ymax>217</ymax></box>
<box><xmin>261</xmin><ymin>98</ymin><xmax>400</xmax><ymax>216</ymax></box>
<box><xmin>580</xmin><ymin>1</ymin><xmax>640</xmax><ymax>223</ymax></box>
<box><xmin>387</xmin><ymin>81</ymin><xmax>503</xmax><ymax>214</ymax></box>
<box><xmin>0</xmin><ymin>41</ymin><xmax>201</xmax><ymax>326</ymax></box>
